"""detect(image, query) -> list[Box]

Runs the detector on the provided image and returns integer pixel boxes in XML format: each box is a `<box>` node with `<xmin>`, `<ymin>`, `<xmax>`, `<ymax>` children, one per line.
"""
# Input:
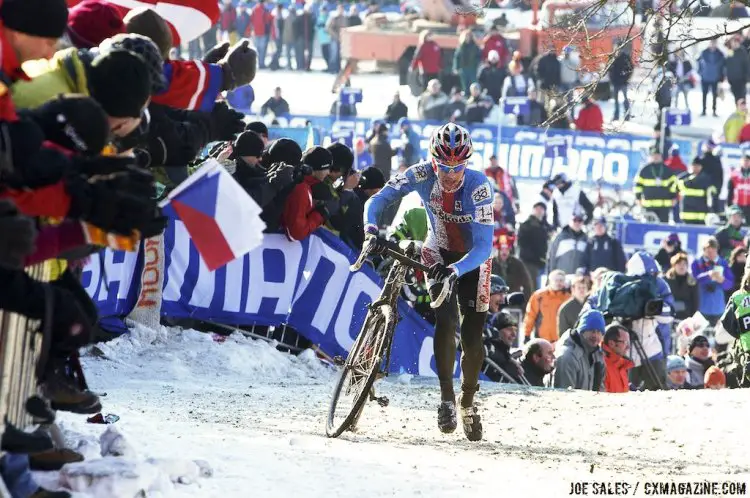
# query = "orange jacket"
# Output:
<box><xmin>602</xmin><ymin>343</ymin><xmax>634</xmax><ymax>393</ymax></box>
<box><xmin>523</xmin><ymin>288</ymin><xmax>570</xmax><ymax>343</ymax></box>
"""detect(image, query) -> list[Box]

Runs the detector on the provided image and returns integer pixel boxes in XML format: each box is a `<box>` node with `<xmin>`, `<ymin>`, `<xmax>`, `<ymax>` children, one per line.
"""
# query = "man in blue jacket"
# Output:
<box><xmin>691</xmin><ymin>236</ymin><xmax>734</xmax><ymax>324</ymax></box>
<box><xmin>398</xmin><ymin>117</ymin><xmax>422</xmax><ymax>166</ymax></box>
<box><xmin>698</xmin><ymin>40</ymin><xmax>726</xmax><ymax>116</ymax></box>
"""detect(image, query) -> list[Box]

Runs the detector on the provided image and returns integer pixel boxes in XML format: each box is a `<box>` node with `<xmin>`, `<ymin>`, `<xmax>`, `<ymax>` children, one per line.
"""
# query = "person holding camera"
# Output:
<box><xmin>280</xmin><ymin>146</ymin><xmax>333</xmax><ymax>241</ymax></box>
<box><xmin>691</xmin><ymin>237</ymin><xmax>734</xmax><ymax>325</ymax></box>
<box><xmin>552</xmin><ymin>309</ymin><xmax>606</xmax><ymax>391</ymax></box>
<box><xmin>655</xmin><ymin>233</ymin><xmax>684</xmax><ymax>273</ymax></box>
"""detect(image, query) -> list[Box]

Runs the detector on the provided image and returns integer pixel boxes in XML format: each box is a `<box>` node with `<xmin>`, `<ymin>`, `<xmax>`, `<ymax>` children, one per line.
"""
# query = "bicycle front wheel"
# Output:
<box><xmin>325</xmin><ymin>305</ymin><xmax>394</xmax><ymax>438</ymax></box>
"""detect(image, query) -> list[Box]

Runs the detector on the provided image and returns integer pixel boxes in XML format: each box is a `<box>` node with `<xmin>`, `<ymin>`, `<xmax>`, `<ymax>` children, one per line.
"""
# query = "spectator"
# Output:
<box><xmin>445</xmin><ymin>87</ymin><xmax>467</xmax><ymax>122</ymax></box>
<box><xmin>484</xmin><ymin>310</ymin><xmax>523</xmax><ymax>383</ymax></box>
<box><xmin>584</xmin><ymin>217</ymin><xmax>626</xmax><ymax>273</ymax></box>
<box><xmin>398</xmin><ymin>118</ymin><xmax>421</xmax><ymax>166</ymax></box>
<box><xmin>698</xmin><ymin>39</ymin><xmax>726</xmax><ymax>116</ymax></box>
<box><xmin>547</xmin><ymin>98</ymin><xmax>571</xmax><ymax>129</ymax></box>
<box><xmin>730</xmin><ymin>0</ymin><xmax>750</xmax><ymax>18</ymax></box>
<box><xmin>501</xmin><ymin>58</ymin><xmax>533</xmax><ymax>98</ymax></box>
<box><xmin>667</xmin><ymin>49</ymin><xmax>694</xmax><ymax>109</ymax></box>
<box><xmin>236</xmin><ymin>3</ymin><xmax>252</xmax><ymax>39</ymax></box>
<box><xmin>634</xmin><ymin>145</ymin><xmax>677</xmax><ymax>223</ymax></box>
<box><xmin>477</xmin><ymin>50</ymin><xmax>506</xmax><ymax>103</ymax></box>
<box><xmin>521</xmin><ymin>339</ymin><xmax>555</xmax><ymax>387</ymax></box>
<box><xmin>492</xmin><ymin>234</ymin><xmax>533</xmax><ymax>302</ymax></box>
<box><xmin>523</xmin><ymin>269</ymin><xmax>571</xmax><ymax>343</ymax></box>
<box><xmin>250</xmin><ymin>0</ymin><xmax>273</xmax><ymax>69</ymax></box>
<box><xmin>453</xmin><ymin>30</ymin><xmax>482</xmax><ymax>94</ymax></box>
<box><xmin>246</xmin><ymin>121</ymin><xmax>269</xmax><ymax>145</ymax></box>
<box><xmin>550</xmin><ymin>173</ymin><xmax>594</xmax><ymax>229</ymax></box>
<box><xmin>727</xmin><ymin>246</ymin><xmax>747</xmax><ymax>300</ymax></box>
<box><xmin>326</xmin><ymin>4</ymin><xmax>347</xmax><ymax>73</ymax></box>
<box><xmin>464</xmin><ymin>84</ymin><xmax>493</xmax><ymax>123</ymax></box>
<box><xmin>66</xmin><ymin>0</ymin><xmax>125</xmax><ymax>49</ymax></box>
<box><xmin>280</xmin><ymin>146</ymin><xmax>332</xmax><ymax>241</ymax></box>
<box><xmin>727</xmin><ymin>154</ymin><xmax>750</xmax><ymax>221</ymax></box>
<box><xmin>481</xmin><ymin>25</ymin><xmax>509</xmax><ymax>64</ymax></box>
<box><xmin>552</xmin><ymin>309</ymin><xmax>605</xmax><ymax>391</ymax></box>
<box><xmin>727</xmin><ymin>37</ymin><xmax>750</xmax><ymax>103</ymax></box>
<box><xmin>602</xmin><ymin>322</ymin><xmax>634</xmax><ymax>393</ymax></box>
<box><xmin>485</xmin><ymin>155</ymin><xmax>519</xmax><ymax>208</ymax></box>
<box><xmin>347</xmin><ymin>4</ymin><xmax>361</xmax><ymax>26</ymax></box>
<box><xmin>411</xmin><ymin>30</ymin><xmax>442</xmax><ymax>90</ymax></box>
<box><xmin>530</xmin><ymin>49</ymin><xmax>561</xmax><ymax>105</ymax></box>
<box><xmin>559</xmin><ymin>46</ymin><xmax>580</xmax><ymax>98</ymax></box>
<box><xmin>299</xmin><ymin>4</ymin><xmax>315</xmax><ymax>71</ymax></box>
<box><xmin>548</xmin><ymin>214</ymin><xmax>588</xmax><ymax>275</ymax></box>
<box><xmin>685</xmin><ymin>334</ymin><xmax>714</xmax><ymax>388</ymax></box>
<box><xmin>724</xmin><ymin>98</ymin><xmax>747</xmax><ymax>143</ymax></box>
<box><xmin>491</xmin><ymin>191</ymin><xmax>515</xmax><ymax>233</ymax></box>
<box><xmin>674</xmin><ymin>156</ymin><xmax>717</xmax><ymax>225</ymax></box>
<box><xmin>665</xmin><ymin>355</ymin><xmax>689</xmax><ymax>389</ymax></box>
<box><xmin>219</xmin><ymin>0</ymin><xmax>237</xmax><ymax>43</ymax></box>
<box><xmin>573</xmin><ymin>94</ymin><xmax>603</xmax><ymax>133</ymax></box>
<box><xmin>520</xmin><ymin>89</ymin><xmax>547</xmax><ymax>127</ymax></box>
<box><xmin>330</xmin><ymin>93</ymin><xmax>357</xmax><ymax>117</ymax></box>
<box><xmin>665</xmin><ymin>253</ymin><xmax>700</xmax><ymax>321</ymax></box>
<box><xmin>487</xmin><ymin>274</ymin><xmax>509</xmax><ymax>313</ymax></box>
<box><xmin>700</xmin><ymin>140</ymin><xmax>724</xmax><ymax>205</ymax></box>
<box><xmin>368</xmin><ymin>122</ymin><xmax>396</xmax><ymax>181</ymax></box>
<box><xmin>354</xmin><ymin>136</ymin><xmax>373</xmax><ymax>170</ymax></box>
<box><xmin>316</xmin><ymin>6</ymin><xmax>331</xmax><ymax>72</ymax></box>
<box><xmin>704</xmin><ymin>365</ymin><xmax>727</xmax><ymax>389</ymax></box>
<box><xmin>417</xmin><ymin>79</ymin><xmax>449</xmax><ymax>120</ymax></box>
<box><xmin>691</xmin><ymin>237</ymin><xmax>734</xmax><ymax>324</ymax></box>
<box><xmin>557</xmin><ymin>274</ymin><xmax>589</xmax><ymax>336</ymax></box>
<box><xmin>664</xmin><ymin>144</ymin><xmax>687</xmax><ymax>174</ymax></box>
<box><xmin>517</xmin><ymin>201</ymin><xmax>551</xmax><ymax>290</ymax></box>
<box><xmin>363</xmin><ymin>1</ymin><xmax>379</xmax><ymax>18</ymax></box>
<box><xmin>654</xmin><ymin>69</ymin><xmax>674</xmax><ymax>114</ymax></box>
<box><xmin>385</xmin><ymin>92</ymin><xmax>408</xmax><ymax>124</ymax></box>
<box><xmin>656</xmin><ymin>233</ymin><xmax>684</xmax><ymax>272</ymax></box>
<box><xmin>282</xmin><ymin>7</ymin><xmax>299</xmax><ymax>70</ymax></box>
<box><xmin>353</xmin><ymin>166</ymin><xmax>386</xmax><ymax>227</ymax></box>
<box><xmin>260</xmin><ymin>87</ymin><xmax>290</xmax><ymax>117</ymax></box>
<box><xmin>715</xmin><ymin>206</ymin><xmax>746</xmax><ymax>259</ymax></box>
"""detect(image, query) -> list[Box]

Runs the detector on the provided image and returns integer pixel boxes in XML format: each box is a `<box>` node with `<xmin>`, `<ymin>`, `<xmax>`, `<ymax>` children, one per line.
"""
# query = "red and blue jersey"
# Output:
<box><xmin>152</xmin><ymin>60</ymin><xmax>224</xmax><ymax>112</ymax></box>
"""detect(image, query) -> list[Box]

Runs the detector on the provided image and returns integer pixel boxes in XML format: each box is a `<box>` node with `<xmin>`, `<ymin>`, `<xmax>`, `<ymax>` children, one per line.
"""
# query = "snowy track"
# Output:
<box><xmin>37</xmin><ymin>327</ymin><xmax>750</xmax><ymax>497</ymax></box>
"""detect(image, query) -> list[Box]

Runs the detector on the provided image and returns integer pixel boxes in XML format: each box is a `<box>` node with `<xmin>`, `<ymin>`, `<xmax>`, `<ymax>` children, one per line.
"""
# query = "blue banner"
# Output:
<box><xmin>267</xmin><ymin>126</ymin><xmax>316</xmax><ymax>150</ymax></box>
<box><xmin>264</xmin><ymin>114</ymin><xmax>694</xmax><ymax>189</ymax></box>
<box><xmin>81</xmin><ymin>220</ymin><xmax>443</xmax><ymax>376</ymax></box>
<box><xmin>615</xmin><ymin>220</ymin><xmax>723</xmax><ymax>257</ymax></box>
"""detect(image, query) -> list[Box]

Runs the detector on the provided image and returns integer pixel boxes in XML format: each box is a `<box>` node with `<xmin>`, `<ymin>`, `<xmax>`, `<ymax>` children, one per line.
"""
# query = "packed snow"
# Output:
<box><xmin>33</xmin><ymin>323</ymin><xmax>750</xmax><ymax>497</ymax></box>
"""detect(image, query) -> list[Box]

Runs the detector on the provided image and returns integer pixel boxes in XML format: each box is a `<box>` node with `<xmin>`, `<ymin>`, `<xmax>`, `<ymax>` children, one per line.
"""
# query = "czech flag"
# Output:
<box><xmin>160</xmin><ymin>160</ymin><xmax>265</xmax><ymax>271</ymax></box>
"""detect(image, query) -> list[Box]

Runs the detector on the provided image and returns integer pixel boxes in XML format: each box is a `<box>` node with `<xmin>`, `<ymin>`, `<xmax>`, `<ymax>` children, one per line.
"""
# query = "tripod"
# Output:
<box><xmin>625</xmin><ymin>319</ymin><xmax>666</xmax><ymax>391</ymax></box>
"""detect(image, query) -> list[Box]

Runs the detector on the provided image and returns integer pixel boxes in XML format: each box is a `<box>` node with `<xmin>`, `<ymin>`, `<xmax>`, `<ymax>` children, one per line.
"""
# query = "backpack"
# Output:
<box><xmin>595</xmin><ymin>272</ymin><xmax>661</xmax><ymax>319</ymax></box>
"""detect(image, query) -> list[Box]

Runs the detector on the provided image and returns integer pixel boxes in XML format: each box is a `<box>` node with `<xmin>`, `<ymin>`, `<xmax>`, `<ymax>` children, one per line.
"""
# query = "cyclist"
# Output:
<box><xmin>361</xmin><ymin>123</ymin><xmax>494</xmax><ymax>442</ymax></box>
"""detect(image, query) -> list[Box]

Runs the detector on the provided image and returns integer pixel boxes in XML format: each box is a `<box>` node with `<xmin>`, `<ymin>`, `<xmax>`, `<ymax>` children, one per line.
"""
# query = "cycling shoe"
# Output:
<box><xmin>457</xmin><ymin>395</ymin><xmax>483</xmax><ymax>442</ymax></box>
<box><xmin>437</xmin><ymin>400</ymin><xmax>457</xmax><ymax>434</ymax></box>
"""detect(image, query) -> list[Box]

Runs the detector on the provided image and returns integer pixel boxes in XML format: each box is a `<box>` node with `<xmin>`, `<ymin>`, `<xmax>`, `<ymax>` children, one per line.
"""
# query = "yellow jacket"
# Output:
<box><xmin>724</xmin><ymin>111</ymin><xmax>746</xmax><ymax>144</ymax></box>
<box><xmin>11</xmin><ymin>48</ymin><xmax>89</xmax><ymax>110</ymax></box>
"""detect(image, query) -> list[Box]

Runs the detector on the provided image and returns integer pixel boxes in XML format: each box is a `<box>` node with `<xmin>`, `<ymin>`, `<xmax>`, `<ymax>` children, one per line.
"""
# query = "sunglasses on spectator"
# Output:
<box><xmin>433</xmin><ymin>159</ymin><xmax>467</xmax><ymax>173</ymax></box>
<box><xmin>693</xmin><ymin>342</ymin><xmax>710</xmax><ymax>348</ymax></box>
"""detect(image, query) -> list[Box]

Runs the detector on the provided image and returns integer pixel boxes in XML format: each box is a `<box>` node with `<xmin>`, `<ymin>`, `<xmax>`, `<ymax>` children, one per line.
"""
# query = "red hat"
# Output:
<box><xmin>67</xmin><ymin>0</ymin><xmax>125</xmax><ymax>49</ymax></box>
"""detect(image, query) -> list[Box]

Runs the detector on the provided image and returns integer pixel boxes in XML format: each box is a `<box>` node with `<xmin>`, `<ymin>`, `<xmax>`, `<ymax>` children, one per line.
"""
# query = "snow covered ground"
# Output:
<box><xmin>35</xmin><ymin>325</ymin><xmax>750</xmax><ymax>497</ymax></box>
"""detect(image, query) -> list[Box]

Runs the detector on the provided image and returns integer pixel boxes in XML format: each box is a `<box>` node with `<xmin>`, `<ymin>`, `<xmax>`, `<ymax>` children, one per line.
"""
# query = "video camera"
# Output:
<box><xmin>597</xmin><ymin>272</ymin><xmax>667</xmax><ymax>321</ymax></box>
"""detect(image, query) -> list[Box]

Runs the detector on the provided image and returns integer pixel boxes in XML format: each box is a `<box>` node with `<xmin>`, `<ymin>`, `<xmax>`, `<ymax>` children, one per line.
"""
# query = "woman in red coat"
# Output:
<box><xmin>411</xmin><ymin>30</ymin><xmax>443</xmax><ymax>90</ymax></box>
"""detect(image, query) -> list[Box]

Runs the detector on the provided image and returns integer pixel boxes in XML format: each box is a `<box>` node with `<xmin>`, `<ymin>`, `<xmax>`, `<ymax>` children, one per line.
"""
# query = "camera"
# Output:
<box><xmin>643</xmin><ymin>298</ymin><xmax>664</xmax><ymax>318</ymax></box>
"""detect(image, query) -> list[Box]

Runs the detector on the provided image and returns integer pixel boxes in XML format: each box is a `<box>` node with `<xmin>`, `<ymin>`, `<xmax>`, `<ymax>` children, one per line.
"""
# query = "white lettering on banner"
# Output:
<box><xmin>223</xmin><ymin>255</ymin><xmax>245</xmax><ymax>312</ymax></box>
<box><xmin>163</xmin><ymin>220</ymin><xmax>190</xmax><ymax>303</ymax></box>
<box><xmin>188</xmin><ymin>239</ymin><xmax>216</xmax><ymax>308</ymax></box>
<box><xmin>82</xmin><ymin>252</ymin><xmax>101</xmax><ymax>298</ymax></box>
<box><xmin>334</xmin><ymin>271</ymin><xmax>381</xmax><ymax>350</ymax></box>
<box><xmin>418</xmin><ymin>337</ymin><xmax>437</xmax><ymax>377</ymax></box>
<box><xmin>96</xmin><ymin>249</ymin><xmax>139</xmax><ymax>301</ymax></box>
<box><xmin>246</xmin><ymin>234</ymin><xmax>302</xmax><ymax>315</ymax></box>
<box><xmin>575</xmin><ymin>135</ymin><xmax>606</xmax><ymax>150</ymax></box>
<box><xmin>642</xmin><ymin>230</ymin><xmax>672</xmax><ymax>250</ymax></box>
<box><xmin>295</xmin><ymin>237</ymin><xmax>352</xmax><ymax>333</ymax></box>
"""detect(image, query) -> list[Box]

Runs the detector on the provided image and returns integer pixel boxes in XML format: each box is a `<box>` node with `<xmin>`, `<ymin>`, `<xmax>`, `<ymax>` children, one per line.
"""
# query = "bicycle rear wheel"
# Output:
<box><xmin>326</xmin><ymin>305</ymin><xmax>394</xmax><ymax>438</ymax></box>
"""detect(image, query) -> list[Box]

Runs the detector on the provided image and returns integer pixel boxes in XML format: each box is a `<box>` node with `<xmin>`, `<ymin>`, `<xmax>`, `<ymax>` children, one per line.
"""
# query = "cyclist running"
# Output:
<box><xmin>361</xmin><ymin>123</ymin><xmax>494</xmax><ymax>441</ymax></box>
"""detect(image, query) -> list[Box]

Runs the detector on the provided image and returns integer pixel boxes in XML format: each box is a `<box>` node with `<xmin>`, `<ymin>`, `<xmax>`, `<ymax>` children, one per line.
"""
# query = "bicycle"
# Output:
<box><xmin>325</xmin><ymin>237</ymin><xmax>455</xmax><ymax>438</ymax></box>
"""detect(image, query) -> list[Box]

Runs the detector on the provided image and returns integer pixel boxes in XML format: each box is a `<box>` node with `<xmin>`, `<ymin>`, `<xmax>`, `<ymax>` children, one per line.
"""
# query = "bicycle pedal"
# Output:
<box><xmin>375</xmin><ymin>396</ymin><xmax>389</xmax><ymax>407</ymax></box>
<box><xmin>333</xmin><ymin>356</ymin><xmax>345</xmax><ymax>366</ymax></box>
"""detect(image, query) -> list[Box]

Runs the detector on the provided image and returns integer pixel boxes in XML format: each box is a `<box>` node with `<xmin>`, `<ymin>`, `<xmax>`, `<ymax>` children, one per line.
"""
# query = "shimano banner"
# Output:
<box><xmin>81</xmin><ymin>221</ymin><xmax>442</xmax><ymax>377</ymax></box>
<box><xmin>264</xmin><ymin>114</ymin><xmax>693</xmax><ymax>189</ymax></box>
<box><xmin>615</xmin><ymin>220</ymin><xmax>722</xmax><ymax>257</ymax></box>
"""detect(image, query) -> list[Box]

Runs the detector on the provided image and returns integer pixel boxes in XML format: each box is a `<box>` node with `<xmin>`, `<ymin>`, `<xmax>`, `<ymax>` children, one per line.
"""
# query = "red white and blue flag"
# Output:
<box><xmin>160</xmin><ymin>160</ymin><xmax>265</xmax><ymax>271</ymax></box>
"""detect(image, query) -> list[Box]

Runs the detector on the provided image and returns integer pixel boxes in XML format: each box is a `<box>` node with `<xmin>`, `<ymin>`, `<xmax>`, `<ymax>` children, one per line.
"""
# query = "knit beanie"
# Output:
<box><xmin>233</xmin><ymin>131</ymin><xmax>264</xmax><ymax>158</ymax></box>
<box><xmin>490</xmin><ymin>309</ymin><xmax>517</xmax><ymax>331</ymax></box>
<box><xmin>23</xmin><ymin>95</ymin><xmax>109</xmax><ymax>156</ymax></box>
<box><xmin>327</xmin><ymin>142</ymin><xmax>354</xmax><ymax>173</ymax></box>
<box><xmin>262</xmin><ymin>138</ymin><xmax>302</xmax><ymax>167</ymax></box>
<box><xmin>576</xmin><ymin>309</ymin><xmax>606</xmax><ymax>334</ymax></box>
<box><xmin>666</xmin><ymin>355</ymin><xmax>686</xmax><ymax>374</ymax></box>
<box><xmin>98</xmin><ymin>33</ymin><xmax>167</xmax><ymax>93</ymax></box>
<box><xmin>0</xmin><ymin>0</ymin><xmax>68</xmax><ymax>38</ymax></box>
<box><xmin>688</xmin><ymin>334</ymin><xmax>709</xmax><ymax>353</ymax></box>
<box><xmin>302</xmin><ymin>146</ymin><xmax>333</xmax><ymax>171</ymax></box>
<box><xmin>359</xmin><ymin>167</ymin><xmax>386</xmax><ymax>190</ymax></box>
<box><xmin>67</xmin><ymin>0</ymin><xmax>124</xmax><ymax>49</ymax></box>
<box><xmin>123</xmin><ymin>7</ymin><xmax>173</xmax><ymax>59</ymax></box>
<box><xmin>704</xmin><ymin>366</ymin><xmax>726</xmax><ymax>389</ymax></box>
<box><xmin>88</xmin><ymin>50</ymin><xmax>151</xmax><ymax>118</ymax></box>
<box><xmin>245</xmin><ymin>121</ymin><xmax>269</xmax><ymax>137</ymax></box>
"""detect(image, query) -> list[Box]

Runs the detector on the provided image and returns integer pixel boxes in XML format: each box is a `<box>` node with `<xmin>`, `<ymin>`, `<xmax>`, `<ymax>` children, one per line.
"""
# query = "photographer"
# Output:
<box><xmin>281</xmin><ymin>146</ymin><xmax>333</xmax><ymax>241</ymax></box>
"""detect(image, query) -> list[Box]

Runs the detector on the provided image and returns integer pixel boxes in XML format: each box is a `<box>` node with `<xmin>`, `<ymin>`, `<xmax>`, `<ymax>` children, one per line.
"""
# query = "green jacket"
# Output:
<box><xmin>452</xmin><ymin>41</ymin><xmax>482</xmax><ymax>74</ymax></box>
<box><xmin>392</xmin><ymin>207</ymin><xmax>428</xmax><ymax>242</ymax></box>
<box><xmin>12</xmin><ymin>48</ymin><xmax>89</xmax><ymax>110</ymax></box>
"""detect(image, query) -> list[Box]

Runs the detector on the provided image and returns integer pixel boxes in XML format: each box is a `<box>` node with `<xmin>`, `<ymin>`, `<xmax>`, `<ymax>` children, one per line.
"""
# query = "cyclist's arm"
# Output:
<box><xmin>449</xmin><ymin>195</ymin><xmax>494</xmax><ymax>277</ymax></box>
<box><xmin>363</xmin><ymin>166</ymin><xmax>419</xmax><ymax>231</ymax></box>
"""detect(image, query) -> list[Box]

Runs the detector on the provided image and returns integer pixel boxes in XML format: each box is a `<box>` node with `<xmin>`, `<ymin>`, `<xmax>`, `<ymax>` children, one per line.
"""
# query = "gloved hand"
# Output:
<box><xmin>313</xmin><ymin>200</ymin><xmax>330</xmax><ymax>219</ymax></box>
<box><xmin>71</xmin><ymin>155</ymin><xmax>139</xmax><ymax>177</ymax></box>
<box><xmin>203</xmin><ymin>41</ymin><xmax>230</xmax><ymax>64</ymax></box>
<box><xmin>0</xmin><ymin>200</ymin><xmax>37</xmax><ymax>269</ymax></box>
<box><xmin>219</xmin><ymin>39</ymin><xmax>258</xmax><ymax>91</ymax></box>
<box><xmin>47</xmin><ymin>286</ymin><xmax>93</xmax><ymax>350</ymax></box>
<box><xmin>310</xmin><ymin>181</ymin><xmax>333</xmax><ymax>201</ymax></box>
<box><xmin>111</xmin><ymin>110</ymin><xmax>151</xmax><ymax>153</ymax></box>
<box><xmin>427</xmin><ymin>263</ymin><xmax>456</xmax><ymax>282</ymax></box>
<box><xmin>209</xmin><ymin>102</ymin><xmax>245</xmax><ymax>141</ymax></box>
<box><xmin>266</xmin><ymin>162</ymin><xmax>295</xmax><ymax>190</ymax></box>
<box><xmin>365</xmin><ymin>234</ymin><xmax>389</xmax><ymax>255</ymax></box>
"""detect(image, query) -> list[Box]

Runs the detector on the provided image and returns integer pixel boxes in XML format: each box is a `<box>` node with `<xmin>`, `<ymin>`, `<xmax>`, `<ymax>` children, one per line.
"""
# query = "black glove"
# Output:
<box><xmin>427</xmin><ymin>263</ymin><xmax>455</xmax><ymax>281</ymax></box>
<box><xmin>111</xmin><ymin>111</ymin><xmax>150</xmax><ymax>153</ymax></box>
<box><xmin>0</xmin><ymin>200</ymin><xmax>36</xmax><ymax>269</ymax></box>
<box><xmin>209</xmin><ymin>102</ymin><xmax>245</xmax><ymax>141</ymax></box>
<box><xmin>203</xmin><ymin>42</ymin><xmax>230</xmax><ymax>64</ymax></box>
<box><xmin>219</xmin><ymin>39</ymin><xmax>258</xmax><ymax>91</ymax></box>
<box><xmin>366</xmin><ymin>234</ymin><xmax>389</xmax><ymax>255</ymax></box>
<box><xmin>314</xmin><ymin>200</ymin><xmax>330</xmax><ymax>219</ymax></box>
<box><xmin>310</xmin><ymin>181</ymin><xmax>333</xmax><ymax>201</ymax></box>
<box><xmin>524</xmin><ymin>335</ymin><xmax>531</xmax><ymax>344</ymax></box>
<box><xmin>47</xmin><ymin>285</ymin><xmax>94</xmax><ymax>350</ymax></box>
<box><xmin>266</xmin><ymin>162</ymin><xmax>295</xmax><ymax>191</ymax></box>
<box><xmin>71</xmin><ymin>155</ymin><xmax>139</xmax><ymax>178</ymax></box>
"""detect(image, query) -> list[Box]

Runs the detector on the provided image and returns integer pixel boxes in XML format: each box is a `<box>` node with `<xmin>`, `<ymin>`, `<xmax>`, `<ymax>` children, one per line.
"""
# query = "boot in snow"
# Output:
<box><xmin>457</xmin><ymin>394</ymin><xmax>482</xmax><ymax>442</ymax></box>
<box><xmin>29</xmin><ymin>448</ymin><xmax>84</xmax><ymax>471</ymax></box>
<box><xmin>437</xmin><ymin>400</ymin><xmax>457</xmax><ymax>433</ymax></box>
<box><xmin>41</xmin><ymin>372</ymin><xmax>101</xmax><ymax>415</ymax></box>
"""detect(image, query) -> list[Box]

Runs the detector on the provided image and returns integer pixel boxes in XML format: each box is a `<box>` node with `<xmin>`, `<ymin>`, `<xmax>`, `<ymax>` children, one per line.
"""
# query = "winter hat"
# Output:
<box><xmin>490</xmin><ymin>309</ymin><xmax>517</xmax><ymax>331</ymax></box>
<box><xmin>302</xmin><ymin>146</ymin><xmax>332</xmax><ymax>171</ymax></box>
<box><xmin>532</xmin><ymin>200</ymin><xmax>547</xmax><ymax>210</ymax></box>
<box><xmin>98</xmin><ymin>33</ymin><xmax>167</xmax><ymax>93</ymax></box>
<box><xmin>487</xmin><ymin>50</ymin><xmax>499</xmax><ymax>62</ymax></box>
<box><xmin>263</xmin><ymin>138</ymin><xmax>302</xmax><ymax>167</ymax></box>
<box><xmin>359</xmin><ymin>167</ymin><xmax>386</xmax><ymax>190</ymax></box>
<box><xmin>67</xmin><ymin>0</ymin><xmax>124</xmax><ymax>49</ymax></box>
<box><xmin>594</xmin><ymin>216</ymin><xmax>607</xmax><ymax>226</ymax></box>
<box><xmin>666</xmin><ymin>355</ymin><xmax>686</xmax><ymax>374</ymax></box>
<box><xmin>327</xmin><ymin>142</ymin><xmax>354</xmax><ymax>174</ymax></box>
<box><xmin>688</xmin><ymin>334</ymin><xmax>709</xmax><ymax>353</ymax></box>
<box><xmin>727</xmin><ymin>204</ymin><xmax>744</xmax><ymax>217</ymax></box>
<box><xmin>704</xmin><ymin>366</ymin><xmax>726</xmax><ymax>389</ymax></box>
<box><xmin>123</xmin><ymin>7</ymin><xmax>174</xmax><ymax>59</ymax></box>
<box><xmin>23</xmin><ymin>95</ymin><xmax>109</xmax><ymax>156</ymax></box>
<box><xmin>691</xmin><ymin>155</ymin><xmax>703</xmax><ymax>167</ymax></box>
<box><xmin>87</xmin><ymin>50</ymin><xmax>151</xmax><ymax>118</ymax></box>
<box><xmin>245</xmin><ymin>121</ymin><xmax>269</xmax><ymax>137</ymax></box>
<box><xmin>626</xmin><ymin>251</ymin><xmax>660</xmax><ymax>276</ymax></box>
<box><xmin>490</xmin><ymin>274</ymin><xmax>509</xmax><ymax>295</ymax></box>
<box><xmin>576</xmin><ymin>309</ymin><xmax>606</xmax><ymax>334</ymax></box>
<box><xmin>0</xmin><ymin>0</ymin><xmax>68</xmax><ymax>38</ymax></box>
<box><xmin>670</xmin><ymin>143</ymin><xmax>680</xmax><ymax>156</ymax></box>
<box><xmin>667</xmin><ymin>233</ymin><xmax>681</xmax><ymax>244</ymax></box>
<box><xmin>397</xmin><ymin>117</ymin><xmax>410</xmax><ymax>127</ymax></box>
<box><xmin>233</xmin><ymin>130</ymin><xmax>264</xmax><ymax>158</ymax></box>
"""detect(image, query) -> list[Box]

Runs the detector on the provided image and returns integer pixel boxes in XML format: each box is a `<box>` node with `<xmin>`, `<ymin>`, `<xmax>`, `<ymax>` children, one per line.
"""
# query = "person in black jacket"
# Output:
<box><xmin>530</xmin><ymin>49</ymin><xmax>561</xmax><ymax>105</ymax></box>
<box><xmin>257</xmin><ymin>138</ymin><xmax>304</xmax><ymax>232</ymax></box>
<box><xmin>484</xmin><ymin>310</ymin><xmax>523</xmax><ymax>383</ymax></box>
<box><xmin>664</xmin><ymin>252</ymin><xmax>700</xmax><ymax>320</ymax></box>
<box><xmin>521</xmin><ymin>338</ymin><xmax>555</xmax><ymax>387</ymax></box>
<box><xmin>260</xmin><ymin>87</ymin><xmax>291</xmax><ymax>116</ymax></box>
<box><xmin>231</xmin><ymin>130</ymin><xmax>293</xmax><ymax>209</ymax></box>
<box><xmin>655</xmin><ymin>233</ymin><xmax>685</xmax><ymax>272</ymax></box>
<box><xmin>700</xmin><ymin>140</ymin><xmax>724</xmax><ymax>209</ymax></box>
<box><xmin>667</xmin><ymin>50</ymin><xmax>694</xmax><ymax>109</ymax></box>
<box><xmin>477</xmin><ymin>50</ymin><xmax>506</xmax><ymax>103</ymax></box>
<box><xmin>584</xmin><ymin>217</ymin><xmax>627</xmax><ymax>273</ymax></box>
<box><xmin>726</xmin><ymin>37</ymin><xmax>750</xmax><ymax>103</ymax></box>
<box><xmin>517</xmin><ymin>201</ymin><xmax>551</xmax><ymax>292</ymax></box>
<box><xmin>384</xmin><ymin>92</ymin><xmax>408</xmax><ymax>123</ymax></box>
<box><xmin>608</xmin><ymin>49</ymin><xmax>633</xmax><ymax>121</ymax></box>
